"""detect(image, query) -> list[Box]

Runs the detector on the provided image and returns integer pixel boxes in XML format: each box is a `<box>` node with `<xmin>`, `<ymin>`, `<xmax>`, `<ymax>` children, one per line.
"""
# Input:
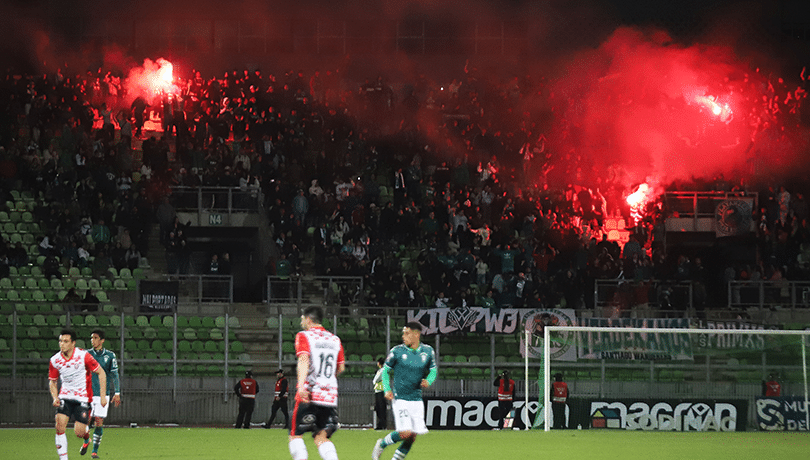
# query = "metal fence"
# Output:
<box><xmin>2</xmin><ymin>307</ymin><xmax>807</xmax><ymax>427</ymax></box>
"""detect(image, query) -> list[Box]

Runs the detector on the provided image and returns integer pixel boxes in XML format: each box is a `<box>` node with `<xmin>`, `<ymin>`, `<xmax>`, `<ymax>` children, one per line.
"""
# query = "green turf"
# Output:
<box><xmin>3</xmin><ymin>427</ymin><xmax>808</xmax><ymax>459</ymax></box>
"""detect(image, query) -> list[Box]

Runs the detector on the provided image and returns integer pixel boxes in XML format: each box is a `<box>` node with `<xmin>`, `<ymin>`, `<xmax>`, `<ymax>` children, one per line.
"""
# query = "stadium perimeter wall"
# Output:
<box><xmin>0</xmin><ymin>376</ymin><xmax>778</xmax><ymax>429</ymax></box>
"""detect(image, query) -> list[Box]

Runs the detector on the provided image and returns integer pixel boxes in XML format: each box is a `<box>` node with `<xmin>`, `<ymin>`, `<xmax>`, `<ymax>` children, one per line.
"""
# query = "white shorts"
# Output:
<box><xmin>392</xmin><ymin>399</ymin><xmax>429</xmax><ymax>435</ymax></box>
<box><xmin>91</xmin><ymin>396</ymin><xmax>109</xmax><ymax>419</ymax></box>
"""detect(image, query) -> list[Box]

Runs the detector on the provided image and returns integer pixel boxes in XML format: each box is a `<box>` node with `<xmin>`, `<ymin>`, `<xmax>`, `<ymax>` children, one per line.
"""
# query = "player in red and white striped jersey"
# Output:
<box><xmin>288</xmin><ymin>306</ymin><xmax>345</xmax><ymax>460</ymax></box>
<box><xmin>49</xmin><ymin>329</ymin><xmax>107</xmax><ymax>459</ymax></box>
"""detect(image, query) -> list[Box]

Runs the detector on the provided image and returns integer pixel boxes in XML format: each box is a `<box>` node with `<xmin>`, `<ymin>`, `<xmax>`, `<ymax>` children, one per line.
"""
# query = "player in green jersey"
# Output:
<box><xmin>87</xmin><ymin>330</ymin><xmax>121</xmax><ymax>458</ymax></box>
<box><xmin>372</xmin><ymin>322</ymin><xmax>437</xmax><ymax>460</ymax></box>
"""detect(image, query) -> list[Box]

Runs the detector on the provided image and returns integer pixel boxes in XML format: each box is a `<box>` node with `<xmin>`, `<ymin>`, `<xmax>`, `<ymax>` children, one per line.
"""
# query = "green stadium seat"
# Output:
<box><xmin>113</xmin><ymin>279</ymin><xmax>127</xmax><ymax>290</ymax></box>
<box><xmin>119</xmin><ymin>268</ymin><xmax>132</xmax><ymax>279</ymax></box>
<box><xmin>88</xmin><ymin>279</ymin><xmax>101</xmax><ymax>290</ymax></box>
<box><xmin>188</xmin><ymin>316</ymin><xmax>203</xmax><ymax>329</ymax></box>
<box><xmin>230</xmin><ymin>341</ymin><xmax>245</xmax><ymax>353</ymax></box>
<box><xmin>209</xmin><ymin>328</ymin><xmax>223</xmax><ymax>340</ymax></box>
<box><xmin>204</xmin><ymin>341</ymin><xmax>219</xmax><ymax>353</ymax></box>
<box><xmin>191</xmin><ymin>341</ymin><xmax>204</xmax><ymax>353</ymax></box>
<box><xmin>183</xmin><ymin>328</ymin><xmax>197</xmax><ymax>340</ymax></box>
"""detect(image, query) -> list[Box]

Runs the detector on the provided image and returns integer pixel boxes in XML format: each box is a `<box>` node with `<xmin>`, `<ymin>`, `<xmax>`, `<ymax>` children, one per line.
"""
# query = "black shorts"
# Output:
<box><xmin>56</xmin><ymin>399</ymin><xmax>92</xmax><ymax>425</ymax></box>
<box><xmin>291</xmin><ymin>401</ymin><xmax>339</xmax><ymax>438</ymax></box>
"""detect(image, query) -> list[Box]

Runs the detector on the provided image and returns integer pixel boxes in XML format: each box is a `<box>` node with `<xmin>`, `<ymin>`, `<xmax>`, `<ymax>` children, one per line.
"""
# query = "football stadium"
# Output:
<box><xmin>1</xmin><ymin>1</ymin><xmax>809</xmax><ymax>459</ymax></box>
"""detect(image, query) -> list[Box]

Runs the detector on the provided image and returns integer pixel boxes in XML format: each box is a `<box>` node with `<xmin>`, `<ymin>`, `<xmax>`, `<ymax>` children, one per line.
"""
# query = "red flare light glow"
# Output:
<box><xmin>693</xmin><ymin>94</ymin><xmax>733</xmax><ymax>122</ymax></box>
<box><xmin>124</xmin><ymin>57</ymin><xmax>179</xmax><ymax>104</ymax></box>
<box><xmin>626</xmin><ymin>183</ymin><xmax>655</xmax><ymax>224</ymax></box>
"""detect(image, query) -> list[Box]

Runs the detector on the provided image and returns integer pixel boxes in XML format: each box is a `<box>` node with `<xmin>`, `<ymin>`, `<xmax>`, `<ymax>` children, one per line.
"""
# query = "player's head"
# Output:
<box><xmin>59</xmin><ymin>328</ymin><xmax>76</xmax><ymax>355</ymax></box>
<box><xmin>377</xmin><ymin>357</ymin><xmax>385</xmax><ymax>367</ymax></box>
<box><xmin>245</xmin><ymin>370</ymin><xmax>253</xmax><ymax>378</ymax></box>
<box><xmin>555</xmin><ymin>373</ymin><xmax>563</xmax><ymax>382</ymax></box>
<box><xmin>90</xmin><ymin>329</ymin><xmax>105</xmax><ymax>350</ymax></box>
<box><xmin>276</xmin><ymin>369</ymin><xmax>284</xmax><ymax>376</ymax></box>
<box><xmin>300</xmin><ymin>306</ymin><xmax>324</xmax><ymax>329</ymax></box>
<box><xmin>402</xmin><ymin>321</ymin><xmax>423</xmax><ymax>348</ymax></box>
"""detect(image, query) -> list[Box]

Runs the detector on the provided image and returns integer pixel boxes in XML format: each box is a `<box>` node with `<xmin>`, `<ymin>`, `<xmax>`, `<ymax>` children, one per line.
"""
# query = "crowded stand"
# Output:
<box><xmin>0</xmin><ymin>57</ymin><xmax>809</xmax><ymax>321</ymax></box>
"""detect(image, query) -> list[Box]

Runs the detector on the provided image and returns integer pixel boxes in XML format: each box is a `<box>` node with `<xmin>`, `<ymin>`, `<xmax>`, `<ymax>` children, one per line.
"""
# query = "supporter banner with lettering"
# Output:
<box><xmin>578</xmin><ymin>318</ymin><xmax>693</xmax><ymax>360</ymax></box>
<box><xmin>589</xmin><ymin>399</ymin><xmax>748</xmax><ymax>431</ymax></box>
<box><xmin>519</xmin><ymin>308</ymin><xmax>578</xmax><ymax>362</ymax></box>
<box><xmin>406</xmin><ymin>307</ymin><xmax>576</xmax><ymax>336</ymax></box>
<box><xmin>756</xmin><ymin>397</ymin><xmax>809</xmax><ymax>431</ymax></box>
<box><xmin>715</xmin><ymin>199</ymin><xmax>753</xmax><ymax>237</ymax></box>
<box><xmin>692</xmin><ymin>320</ymin><xmax>777</xmax><ymax>351</ymax></box>
<box><xmin>139</xmin><ymin>281</ymin><xmax>179</xmax><ymax>314</ymax></box>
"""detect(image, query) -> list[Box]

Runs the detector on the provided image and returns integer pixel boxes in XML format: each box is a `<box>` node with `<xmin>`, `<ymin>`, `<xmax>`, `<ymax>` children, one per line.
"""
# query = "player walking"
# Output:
<box><xmin>49</xmin><ymin>329</ymin><xmax>107</xmax><ymax>459</ymax></box>
<box><xmin>288</xmin><ymin>307</ymin><xmax>345</xmax><ymax>460</ymax></box>
<box><xmin>87</xmin><ymin>329</ymin><xmax>121</xmax><ymax>458</ymax></box>
<box><xmin>372</xmin><ymin>322</ymin><xmax>437</xmax><ymax>460</ymax></box>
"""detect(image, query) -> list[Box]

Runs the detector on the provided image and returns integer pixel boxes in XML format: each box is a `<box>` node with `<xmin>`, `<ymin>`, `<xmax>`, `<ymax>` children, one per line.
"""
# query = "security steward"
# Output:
<box><xmin>264</xmin><ymin>368</ymin><xmax>290</xmax><ymax>429</ymax></box>
<box><xmin>234</xmin><ymin>370</ymin><xmax>259</xmax><ymax>428</ymax></box>
<box><xmin>494</xmin><ymin>370</ymin><xmax>515</xmax><ymax>429</ymax></box>
<box><xmin>551</xmin><ymin>373</ymin><xmax>569</xmax><ymax>429</ymax></box>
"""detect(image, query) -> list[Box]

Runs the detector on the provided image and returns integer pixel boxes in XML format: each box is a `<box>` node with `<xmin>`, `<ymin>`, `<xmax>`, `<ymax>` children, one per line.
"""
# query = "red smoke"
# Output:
<box><xmin>123</xmin><ymin>58</ymin><xmax>179</xmax><ymax>106</ymax></box>
<box><xmin>544</xmin><ymin>27</ymin><xmax>803</xmax><ymax>189</ymax></box>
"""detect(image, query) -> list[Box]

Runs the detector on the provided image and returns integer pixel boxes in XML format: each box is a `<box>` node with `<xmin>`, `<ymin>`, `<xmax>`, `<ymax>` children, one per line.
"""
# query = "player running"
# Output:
<box><xmin>87</xmin><ymin>329</ymin><xmax>121</xmax><ymax>458</ymax></box>
<box><xmin>288</xmin><ymin>307</ymin><xmax>345</xmax><ymax>460</ymax></box>
<box><xmin>372</xmin><ymin>322</ymin><xmax>437</xmax><ymax>460</ymax></box>
<box><xmin>49</xmin><ymin>328</ymin><xmax>107</xmax><ymax>459</ymax></box>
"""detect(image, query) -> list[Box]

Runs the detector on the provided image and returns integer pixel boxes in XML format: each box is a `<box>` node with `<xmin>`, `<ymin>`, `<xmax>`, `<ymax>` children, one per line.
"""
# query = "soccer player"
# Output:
<box><xmin>288</xmin><ymin>306</ymin><xmax>345</xmax><ymax>460</ymax></box>
<box><xmin>87</xmin><ymin>329</ymin><xmax>121</xmax><ymax>458</ymax></box>
<box><xmin>49</xmin><ymin>328</ymin><xmax>107</xmax><ymax>459</ymax></box>
<box><xmin>372</xmin><ymin>322</ymin><xmax>437</xmax><ymax>460</ymax></box>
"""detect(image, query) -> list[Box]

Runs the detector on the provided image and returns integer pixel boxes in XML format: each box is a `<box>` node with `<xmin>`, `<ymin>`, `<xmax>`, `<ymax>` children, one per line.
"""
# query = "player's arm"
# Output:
<box><xmin>336</xmin><ymin>344</ymin><xmax>346</xmax><ymax>376</ymax></box>
<box><xmin>296</xmin><ymin>352</ymin><xmax>311</xmax><ymax>402</ymax></box>
<box><xmin>94</xmin><ymin>366</ymin><xmax>107</xmax><ymax>407</ymax></box>
<box><xmin>49</xmin><ymin>379</ymin><xmax>60</xmax><ymax>407</ymax></box>
<box><xmin>421</xmin><ymin>348</ymin><xmax>438</xmax><ymax>388</ymax></box>
<box><xmin>381</xmin><ymin>364</ymin><xmax>395</xmax><ymax>400</ymax></box>
<box><xmin>110</xmin><ymin>354</ymin><xmax>121</xmax><ymax>407</ymax></box>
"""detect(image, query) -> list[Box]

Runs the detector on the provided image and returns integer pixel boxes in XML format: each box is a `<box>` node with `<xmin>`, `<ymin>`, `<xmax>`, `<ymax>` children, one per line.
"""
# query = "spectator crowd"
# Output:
<box><xmin>1</xmin><ymin>61</ymin><xmax>809</xmax><ymax>316</ymax></box>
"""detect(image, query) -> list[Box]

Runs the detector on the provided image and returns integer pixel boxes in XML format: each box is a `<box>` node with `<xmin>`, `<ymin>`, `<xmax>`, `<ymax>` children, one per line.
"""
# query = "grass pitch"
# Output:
<box><xmin>2</xmin><ymin>426</ymin><xmax>808</xmax><ymax>459</ymax></box>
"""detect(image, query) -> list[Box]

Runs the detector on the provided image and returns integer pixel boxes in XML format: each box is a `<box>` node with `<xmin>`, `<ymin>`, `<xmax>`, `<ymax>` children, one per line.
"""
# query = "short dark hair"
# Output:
<box><xmin>302</xmin><ymin>306</ymin><xmax>324</xmax><ymax>324</ymax></box>
<box><xmin>404</xmin><ymin>321</ymin><xmax>423</xmax><ymax>333</ymax></box>
<box><xmin>377</xmin><ymin>357</ymin><xmax>385</xmax><ymax>366</ymax></box>
<box><xmin>91</xmin><ymin>329</ymin><xmax>105</xmax><ymax>340</ymax></box>
<box><xmin>60</xmin><ymin>329</ymin><xmax>76</xmax><ymax>342</ymax></box>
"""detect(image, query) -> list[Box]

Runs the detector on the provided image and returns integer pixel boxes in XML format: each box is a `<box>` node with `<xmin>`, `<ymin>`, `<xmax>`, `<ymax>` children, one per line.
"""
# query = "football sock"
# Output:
<box><xmin>56</xmin><ymin>432</ymin><xmax>68</xmax><ymax>459</ymax></box>
<box><xmin>92</xmin><ymin>426</ymin><xmax>103</xmax><ymax>453</ymax></box>
<box><xmin>380</xmin><ymin>431</ymin><xmax>401</xmax><ymax>448</ymax></box>
<box><xmin>317</xmin><ymin>440</ymin><xmax>338</xmax><ymax>460</ymax></box>
<box><xmin>289</xmin><ymin>437</ymin><xmax>307</xmax><ymax>460</ymax></box>
<box><xmin>392</xmin><ymin>442</ymin><xmax>411</xmax><ymax>460</ymax></box>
